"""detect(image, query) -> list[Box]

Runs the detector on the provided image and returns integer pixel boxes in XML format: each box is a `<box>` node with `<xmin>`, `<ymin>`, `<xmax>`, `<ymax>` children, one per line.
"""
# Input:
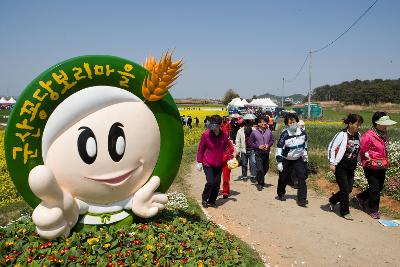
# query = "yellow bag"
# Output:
<box><xmin>227</xmin><ymin>158</ymin><xmax>239</xmax><ymax>169</ymax></box>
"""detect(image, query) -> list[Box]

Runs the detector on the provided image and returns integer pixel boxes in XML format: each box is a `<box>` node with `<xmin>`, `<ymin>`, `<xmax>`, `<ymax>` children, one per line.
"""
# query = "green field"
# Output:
<box><xmin>322</xmin><ymin>107</ymin><xmax>400</xmax><ymax>128</ymax></box>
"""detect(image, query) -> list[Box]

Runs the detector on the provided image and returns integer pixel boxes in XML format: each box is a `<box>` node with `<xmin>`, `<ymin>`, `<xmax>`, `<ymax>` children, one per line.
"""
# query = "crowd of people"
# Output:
<box><xmin>180</xmin><ymin>115</ymin><xmax>199</xmax><ymax>128</ymax></box>
<box><xmin>196</xmin><ymin>111</ymin><xmax>397</xmax><ymax>221</ymax></box>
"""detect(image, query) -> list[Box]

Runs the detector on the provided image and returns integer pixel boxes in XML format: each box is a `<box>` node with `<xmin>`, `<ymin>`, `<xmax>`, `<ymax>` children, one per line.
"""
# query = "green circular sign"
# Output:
<box><xmin>4</xmin><ymin>55</ymin><xmax>183</xmax><ymax>208</ymax></box>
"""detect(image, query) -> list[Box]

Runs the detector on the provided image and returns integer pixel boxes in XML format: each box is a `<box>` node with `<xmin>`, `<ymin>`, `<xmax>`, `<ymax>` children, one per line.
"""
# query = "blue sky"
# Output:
<box><xmin>0</xmin><ymin>0</ymin><xmax>399</xmax><ymax>99</ymax></box>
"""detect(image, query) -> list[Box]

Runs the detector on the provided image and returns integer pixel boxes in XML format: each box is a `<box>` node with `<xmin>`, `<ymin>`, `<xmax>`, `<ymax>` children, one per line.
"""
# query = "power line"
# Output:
<box><xmin>286</xmin><ymin>53</ymin><xmax>309</xmax><ymax>83</ymax></box>
<box><xmin>284</xmin><ymin>0</ymin><xmax>379</xmax><ymax>84</ymax></box>
<box><xmin>312</xmin><ymin>0</ymin><xmax>379</xmax><ymax>54</ymax></box>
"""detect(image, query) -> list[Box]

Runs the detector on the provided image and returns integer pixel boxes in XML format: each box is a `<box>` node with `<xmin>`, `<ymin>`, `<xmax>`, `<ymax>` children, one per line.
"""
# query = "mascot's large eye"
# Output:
<box><xmin>77</xmin><ymin>126</ymin><xmax>97</xmax><ymax>164</ymax></box>
<box><xmin>108</xmin><ymin>122</ymin><xmax>125</xmax><ymax>162</ymax></box>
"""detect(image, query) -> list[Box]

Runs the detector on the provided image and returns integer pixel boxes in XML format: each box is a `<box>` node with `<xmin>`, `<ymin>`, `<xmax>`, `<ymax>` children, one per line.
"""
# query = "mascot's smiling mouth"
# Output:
<box><xmin>85</xmin><ymin>161</ymin><xmax>143</xmax><ymax>185</ymax></box>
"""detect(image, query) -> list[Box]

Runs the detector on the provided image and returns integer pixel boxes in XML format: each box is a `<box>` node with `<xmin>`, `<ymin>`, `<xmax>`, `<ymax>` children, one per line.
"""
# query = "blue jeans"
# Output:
<box><xmin>241</xmin><ymin>150</ymin><xmax>256</xmax><ymax>177</ymax></box>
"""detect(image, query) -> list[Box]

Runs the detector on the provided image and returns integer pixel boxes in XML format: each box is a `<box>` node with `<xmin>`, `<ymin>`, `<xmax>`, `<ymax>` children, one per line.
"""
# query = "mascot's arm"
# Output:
<box><xmin>131</xmin><ymin>176</ymin><xmax>168</xmax><ymax>218</ymax></box>
<box><xmin>28</xmin><ymin>165</ymin><xmax>79</xmax><ymax>240</ymax></box>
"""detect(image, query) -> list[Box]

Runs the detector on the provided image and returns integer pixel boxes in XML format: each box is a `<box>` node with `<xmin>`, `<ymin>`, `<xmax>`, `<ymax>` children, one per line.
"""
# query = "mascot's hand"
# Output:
<box><xmin>131</xmin><ymin>176</ymin><xmax>168</xmax><ymax>218</ymax></box>
<box><xmin>28</xmin><ymin>165</ymin><xmax>79</xmax><ymax>240</ymax></box>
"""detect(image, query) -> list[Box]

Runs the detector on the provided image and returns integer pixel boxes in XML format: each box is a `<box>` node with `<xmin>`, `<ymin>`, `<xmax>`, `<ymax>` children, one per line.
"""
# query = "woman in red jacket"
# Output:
<box><xmin>356</xmin><ymin>112</ymin><xmax>397</xmax><ymax>219</ymax></box>
<box><xmin>221</xmin><ymin>140</ymin><xmax>235</xmax><ymax>199</ymax></box>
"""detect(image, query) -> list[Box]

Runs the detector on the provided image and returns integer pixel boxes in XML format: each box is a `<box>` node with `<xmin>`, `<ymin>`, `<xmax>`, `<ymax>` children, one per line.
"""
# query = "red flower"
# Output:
<box><xmin>27</xmin><ymin>256</ymin><xmax>33</xmax><ymax>263</ymax></box>
<box><xmin>68</xmin><ymin>256</ymin><xmax>77</xmax><ymax>262</ymax></box>
<box><xmin>134</xmin><ymin>239</ymin><xmax>142</xmax><ymax>245</ymax></box>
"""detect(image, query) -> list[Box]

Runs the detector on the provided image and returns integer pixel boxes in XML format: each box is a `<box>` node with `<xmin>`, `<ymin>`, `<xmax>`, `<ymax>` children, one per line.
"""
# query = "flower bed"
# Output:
<box><xmin>1</xmin><ymin>207</ymin><xmax>243</xmax><ymax>266</ymax></box>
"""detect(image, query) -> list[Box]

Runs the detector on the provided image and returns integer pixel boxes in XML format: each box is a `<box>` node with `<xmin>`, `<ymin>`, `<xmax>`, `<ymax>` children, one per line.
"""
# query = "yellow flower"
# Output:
<box><xmin>179</xmin><ymin>217</ymin><xmax>187</xmax><ymax>224</ymax></box>
<box><xmin>103</xmin><ymin>243</ymin><xmax>111</xmax><ymax>249</ymax></box>
<box><xmin>5</xmin><ymin>241</ymin><xmax>14</xmax><ymax>246</ymax></box>
<box><xmin>87</xmin><ymin>237</ymin><xmax>100</xmax><ymax>245</ymax></box>
<box><xmin>145</xmin><ymin>244</ymin><xmax>153</xmax><ymax>250</ymax></box>
<box><xmin>198</xmin><ymin>260</ymin><xmax>204</xmax><ymax>267</ymax></box>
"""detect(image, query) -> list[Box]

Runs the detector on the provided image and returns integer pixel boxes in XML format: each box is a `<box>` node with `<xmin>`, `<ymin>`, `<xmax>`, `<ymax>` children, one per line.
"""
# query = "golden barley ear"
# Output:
<box><xmin>142</xmin><ymin>50</ymin><xmax>183</xmax><ymax>101</ymax></box>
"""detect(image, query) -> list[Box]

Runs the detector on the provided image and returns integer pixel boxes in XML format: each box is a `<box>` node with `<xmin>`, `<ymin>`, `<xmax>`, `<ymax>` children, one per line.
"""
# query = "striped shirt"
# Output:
<box><xmin>276</xmin><ymin>128</ymin><xmax>308</xmax><ymax>162</ymax></box>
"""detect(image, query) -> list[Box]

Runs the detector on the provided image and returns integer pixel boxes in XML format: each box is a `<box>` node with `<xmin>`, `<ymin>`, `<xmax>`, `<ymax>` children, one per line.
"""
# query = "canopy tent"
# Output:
<box><xmin>227</xmin><ymin>97</ymin><xmax>245</xmax><ymax>108</ymax></box>
<box><xmin>243</xmin><ymin>113</ymin><xmax>256</xmax><ymax>120</ymax></box>
<box><xmin>241</xmin><ymin>99</ymin><xmax>249</xmax><ymax>106</ymax></box>
<box><xmin>6</xmin><ymin>97</ymin><xmax>16</xmax><ymax>104</ymax></box>
<box><xmin>249</xmin><ymin>98</ymin><xmax>277</xmax><ymax>108</ymax></box>
<box><xmin>0</xmin><ymin>97</ymin><xmax>7</xmax><ymax>104</ymax></box>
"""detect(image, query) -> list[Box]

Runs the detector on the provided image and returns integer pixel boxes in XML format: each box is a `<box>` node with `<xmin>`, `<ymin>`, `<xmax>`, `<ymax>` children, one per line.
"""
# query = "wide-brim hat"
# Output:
<box><xmin>375</xmin><ymin>115</ymin><xmax>397</xmax><ymax>126</ymax></box>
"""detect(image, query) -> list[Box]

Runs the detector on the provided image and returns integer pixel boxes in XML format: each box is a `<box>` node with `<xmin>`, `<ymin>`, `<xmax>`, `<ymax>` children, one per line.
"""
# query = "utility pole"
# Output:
<box><xmin>308</xmin><ymin>51</ymin><xmax>312</xmax><ymax>119</ymax></box>
<box><xmin>282</xmin><ymin>77</ymin><xmax>285</xmax><ymax>107</ymax></box>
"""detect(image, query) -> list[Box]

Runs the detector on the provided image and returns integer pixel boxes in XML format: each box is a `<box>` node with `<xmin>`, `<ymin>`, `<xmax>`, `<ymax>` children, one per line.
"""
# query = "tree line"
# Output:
<box><xmin>311</xmin><ymin>78</ymin><xmax>400</xmax><ymax>104</ymax></box>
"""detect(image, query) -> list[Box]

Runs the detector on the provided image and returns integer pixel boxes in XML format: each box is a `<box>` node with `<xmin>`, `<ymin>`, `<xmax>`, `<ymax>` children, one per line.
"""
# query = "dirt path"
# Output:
<box><xmin>186</xmin><ymin>165</ymin><xmax>400</xmax><ymax>267</ymax></box>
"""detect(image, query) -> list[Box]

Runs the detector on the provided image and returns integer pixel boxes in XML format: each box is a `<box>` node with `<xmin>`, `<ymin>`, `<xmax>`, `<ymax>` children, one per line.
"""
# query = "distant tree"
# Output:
<box><xmin>252</xmin><ymin>95</ymin><xmax>258</xmax><ymax>99</ymax></box>
<box><xmin>311</xmin><ymin>78</ymin><xmax>400</xmax><ymax>104</ymax></box>
<box><xmin>222</xmin><ymin>89</ymin><xmax>240</xmax><ymax>105</ymax></box>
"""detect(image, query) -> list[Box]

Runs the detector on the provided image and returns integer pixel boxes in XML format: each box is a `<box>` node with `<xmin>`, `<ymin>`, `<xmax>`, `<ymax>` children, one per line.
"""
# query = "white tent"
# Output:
<box><xmin>241</xmin><ymin>99</ymin><xmax>249</xmax><ymax>106</ymax></box>
<box><xmin>228</xmin><ymin>97</ymin><xmax>244</xmax><ymax>108</ymax></box>
<box><xmin>0</xmin><ymin>97</ymin><xmax>7</xmax><ymax>104</ymax></box>
<box><xmin>6</xmin><ymin>97</ymin><xmax>16</xmax><ymax>104</ymax></box>
<box><xmin>249</xmin><ymin>98</ymin><xmax>277</xmax><ymax>108</ymax></box>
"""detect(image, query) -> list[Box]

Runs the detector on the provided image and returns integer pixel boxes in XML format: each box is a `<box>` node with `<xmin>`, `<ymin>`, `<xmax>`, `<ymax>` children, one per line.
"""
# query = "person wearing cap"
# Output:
<box><xmin>196</xmin><ymin>115</ymin><xmax>234</xmax><ymax>208</ymax></box>
<box><xmin>356</xmin><ymin>112</ymin><xmax>397</xmax><ymax>219</ymax></box>
<box><xmin>327</xmin><ymin>114</ymin><xmax>364</xmax><ymax>220</ymax></box>
<box><xmin>249</xmin><ymin>117</ymin><xmax>274</xmax><ymax>191</ymax></box>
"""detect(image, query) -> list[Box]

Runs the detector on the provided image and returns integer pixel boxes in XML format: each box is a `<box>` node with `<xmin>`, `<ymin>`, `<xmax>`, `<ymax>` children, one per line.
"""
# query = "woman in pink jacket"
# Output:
<box><xmin>197</xmin><ymin>115</ymin><xmax>234</xmax><ymax>208</ymax></box>
<box><xmin>356</xmin><ymin>112</ymin><xmax>397</xmax><ymax>219</ymax></box>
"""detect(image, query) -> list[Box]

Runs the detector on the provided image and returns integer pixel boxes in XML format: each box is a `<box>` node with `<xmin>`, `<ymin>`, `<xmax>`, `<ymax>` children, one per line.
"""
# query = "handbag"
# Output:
<box><xmin>366</xmin><ymin>158</ymin><xmax>390</xmax><ymax>170</ymax></box>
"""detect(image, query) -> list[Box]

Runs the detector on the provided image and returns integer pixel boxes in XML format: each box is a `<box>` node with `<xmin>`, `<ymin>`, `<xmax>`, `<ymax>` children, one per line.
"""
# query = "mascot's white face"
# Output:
<box><xmin>45</xmin><ymin>101</ymin><xmax>160</xmax><ymax>204</ymax></box>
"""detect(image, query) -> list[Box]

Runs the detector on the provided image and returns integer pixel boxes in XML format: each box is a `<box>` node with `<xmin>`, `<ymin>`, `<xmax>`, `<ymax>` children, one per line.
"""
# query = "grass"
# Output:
<box><xmin>322</xmin><ymin>107</ymin><xmax>400</xmax><ymax>128</ymax></box>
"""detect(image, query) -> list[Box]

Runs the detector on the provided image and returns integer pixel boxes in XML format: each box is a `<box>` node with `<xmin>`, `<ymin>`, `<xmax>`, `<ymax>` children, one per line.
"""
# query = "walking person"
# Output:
<box><xmin>249</xmin><ymin>117</ymin><xmax>274</xmax><ymax>191</ymax></box>
<box><xmin>267</xmin><ymin>113</ymin><xmax>274</xmax><ymax>130</ymax></box>
<box><xmin>221</xmin><ymin>117</ymin><xmax>231</xmax><ymax>137</ymax></box>
<box><xmin>187</xmin><ymin>116</ymin><xmax>193</xmax><ymax>129</ymax></box>
<box><xmin>230</xmin><ymin>117</ymin><xmax>240</xmax><ymax>144</ymax></box>
<box><xmin>276</xmin><ymin>113</ymin><xmax>309</xmax><ymax>206</ymax></box>
<box><xmin>195</xmin><ymin>117</ymin><xmax>199</xmax><ymax>127</ymax></box>
<box><xmin>273</xmin><ymin>112</ymin><xmax>279</xmax><ymax>131</ymax></box>
<box><xmin>235</xmin><ymin>119</ymin><xmax>256</xmax><ymax>181</ymax></box>
<box><xmin>327</xmin><ymin>114</ymin><xmax>364</xmax><ymax>220</ymax></box>
<box><xmin>356</xmin><ymin>112</ymin><xmax>397</xmax><ymax>219</ymax></box>
<box><xmin>222</xmin><ymin>139</ymin><xmax>235</xmax><ymax>198</ymax></box>
<box><xmin>197</xmin><ymin>115</ymin><xmax>234</xmax><ymax>208</ymax></box>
